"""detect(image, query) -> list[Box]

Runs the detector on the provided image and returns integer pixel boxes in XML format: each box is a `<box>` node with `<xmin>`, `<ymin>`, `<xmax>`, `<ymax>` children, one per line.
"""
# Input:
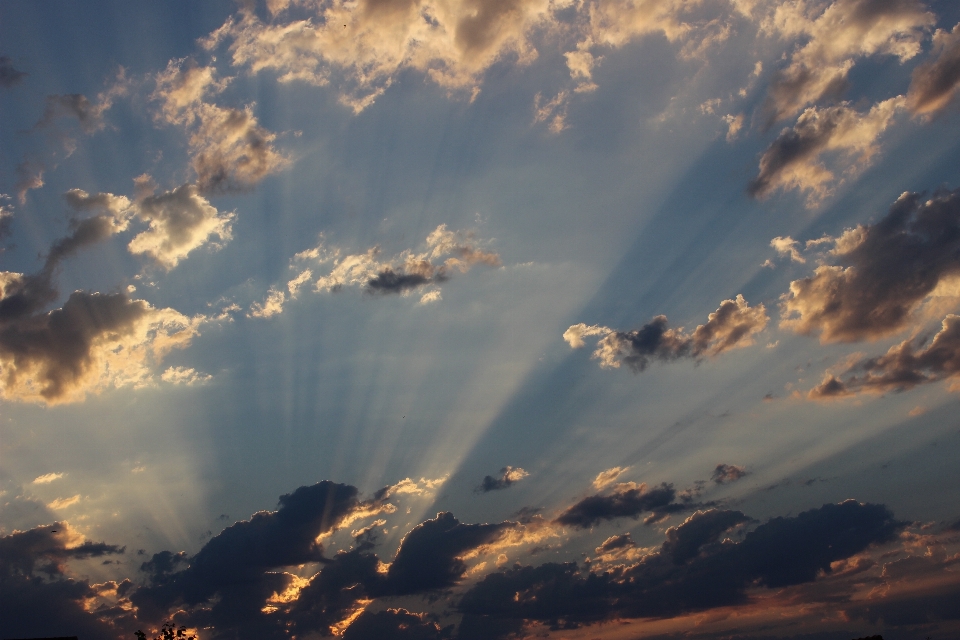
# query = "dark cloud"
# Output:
<box><xmin>565</xmin><ymin>295</ymin><xmax>767</xmax><ymax>372</ymax></box>
<box><xmin>0</xmin><ymin>56</ymin><xmax>27</xmax><ymax>88</ymax></box>
<box><xmin>711</xmin><ymin>463</ymin><xmax>748</xmax><ymax>484</ymax></box>
<box><xmin>809</xmin><ymin>313</ymin><xmax>960</xmax><ymax>398</ymax></box>
<box><xmin>908</xmin><ymin>22</ymin><xmax>960</xmax><ymax>116</ymax></box>
<box><xmin>131</xmin><ymin>481</ymin><xmax>368</xmax><ymax>622</ymax></box>
<box><xmin>383</xmin><ymin>512</ymin><xmax>512</xmax><ymax>595</ymax></box>
<box><xmin>341</xmin><ymin>608</ymin><xmax>452</xmax><ymax>640</ymax></box>
<box><xmin>783</xmin><ymin>189</ymin><xmax>960</xmax><ymax>343</ymax></box>
<box><xmin>554</xmin><ymin>482</ymin><xmax>684</xmax><ymax>529</ymax></box>
<box><xmin>14</xmin><ymin>159</ymin><xmax>44</xmax><ymax>204</ymax></box>
<box><xmin>461</xmin><ymin>501</ymin><xmax>905</xmax><ymax>625</ymax></box>
<box><xmin>595</xmin><ymin>533</ymin><xmax>634</xmax><ymax>554</ymax></box>
<box><xmin>366</xmin><ymin>267</ymin><xmax>436</xmax><ymax>294</ymax></box>
<box><xmin>139</xmin><ymin>550</ymin><xmax>188</xmax><ymax>585</ymax></box>
<box><xmin>35</xmin><ymin>93</ymin><xmax>106</xmax><ymax>134</ymax></box>
<box><xmin>0</xmin><ymin>524</ymin><xmax>127</xmax><ymax>640</ymax></box>
<box><xmin>661</xmin><ymin>510</ymin><xmax>752</xmax><ymax>564</ymax></box>
<box><xmin>476</xmin><ymin>466</ymin><xmax>528</xmax><ymax>493</ymax></box>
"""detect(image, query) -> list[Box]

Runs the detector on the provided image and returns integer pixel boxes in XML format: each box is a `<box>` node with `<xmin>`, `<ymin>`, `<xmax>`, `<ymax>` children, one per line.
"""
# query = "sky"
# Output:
<box><xmin>2</xmin><ymin>0</ymin><xmax>960</xmax><ymax>638</ymax></box>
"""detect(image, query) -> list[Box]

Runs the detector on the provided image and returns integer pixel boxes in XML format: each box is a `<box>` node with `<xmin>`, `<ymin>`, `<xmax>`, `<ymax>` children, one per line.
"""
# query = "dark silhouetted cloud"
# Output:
<box><xmin>908</xmin><ymin>22</ymin><xmax>960</xmax><ymax>116</ymax></box>
<box><xmin>554</xmin><ymin>482</ymin><xmax>684</xmax><ymax>529</ymax></box>
<box><xmin>462</xmin><ymin>501</ymin><xmax>905</xmax><ymax>625</ymax></box>
<box><xmin>0</xmin><ymin>523</ymin><xmax>127</xmax><ymax>640</ymax></box>
<box><xmin>711</xmin><ymin>463</ymin><xmax>748</xmax><ymax>484</ymax></box>
<box><xmin>565</xmin><ymin>294</ymin><xmax>767</xmax><ymax>372</ymax></box>
<box><xmin>477</xmin><ymin>466</ymin><xmax>529</xmax><ymax>493</ymax></box>
<box><xmin>0</xmin><ymin>56</ymin><xmax>26</xmax><ymax>88</ymax></box>
<box><xmin>383</xmin><ymin>512</ymin><xmax>513</xmax><ymax>595</ymax></box>
<box><xmin>782</xmin><ymin>189</ymin><xmax>960</xmax><ymax>343</ymax></box>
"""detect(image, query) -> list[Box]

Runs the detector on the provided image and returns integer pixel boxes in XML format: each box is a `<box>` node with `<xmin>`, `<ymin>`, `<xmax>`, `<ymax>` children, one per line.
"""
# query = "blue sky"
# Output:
<box><xmin>2</xmin><ymin>1</ymin><xmax>960</xmax><ymax>638</ymax></box>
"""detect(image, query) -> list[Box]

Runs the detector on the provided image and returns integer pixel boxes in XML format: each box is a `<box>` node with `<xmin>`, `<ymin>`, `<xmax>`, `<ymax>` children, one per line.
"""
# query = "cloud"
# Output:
<box><xmin>770</xmin><ymin>235</ymin><xmax>805</xmax><ymax>263</ymax></box>
<box><xmin>35</xmin><ymin>94</ymin><xmax>110</xmax><ymax>134</ymax></box>
<box><xmin>251</xmin><ymin>225</ymin><xmax>500</xmax><ymax>315</ymax></box>
<box><xmin>0</xmin><ymin>523</ymin><xmax>127</xmax><ymax>640</ymax></box>
<box><xmin>341</xmin><ymin>608</ymin><xmax>449</xmax><ymax>640</ymax></box>
<box><xmin>32</xmin><ymin>472</ymin><xmax>65</xmax><ymax>485</ymax></box>
<box><xmin>382</xmin><ymin>512</ymin><xmax>513</xmax><ymax>595</ymax></box>
<box><xmin>554</xmin><ymin>482</ymin><xmax>687</xmax><ymax>529</ymax></box>
<box><xmin>14</xmin><ymin>160</ymin><xmax>44</xmax><ymax>204</ymax></box>
<box><xmin>761</xmin><ymin>0</ymin><xmax>933</xmax><ymax>124</ymax></box>
<box><xmin>0</xmin><ymin>56</ymin><xmax>27</xmax><ymax>88</ymax></box>
<box><xmin>565</xmin><ymin>294</ymin><xmax>767</xmax><ymax>372</ymax></box>
<box><xmin>47</xmin><ymin>495</ymin><xmax>81</xmax><ymax>510</ymax></box>
<box><xmin>128</xmin><ymin>184</ymin><xmax>234</xmax><ymax>269</ymax></box>
<box><xmin>592</xmin><ymin>466</ymin><xmax>629</xmax><ymax>490</ymax></box>
<box><xmin>809</xmin><ymin>313</ymin><xmax>960</xmax><ymax>398</ymax></box>
<box><xmin>153</xmin><ymin>59</ymin><xmax>287</xmax><ymax>193</ymax></box>
<box><xmin>907</xmin><ymin>22</ymin><xmax>960</xmax><ymax>116</ymax></box>
<box><xmin>781</xmin><ymin>189</ymin><xmax>960</xmax><ymax>343</ymax></box>
<box><xmin>131</xmin><ymin>481</ymin><xmax>380</xmax><ymax>622</ymax></box>
<box><xmin>477</xmin><ymin>466</ymin><xmax>529</xmax><ymax>493</ymax></box>
<box><xmin>0</xmin><ymin>288</ymin><xmax>203</xmax><ymax>404</ymax></box>
<box><xmin>711</xmin><ymin>463</ymin><xmax>747</xmax><ymax>484</ymax></box>
<box><xmin>461</xmin><ymin>501</ymin><xmax>905</xmax><ymax>624</ymax></box>
<box><xmin>749</xmin><ymin>97</ymin><xmax>904</xmax><ymax>205</ymax></box>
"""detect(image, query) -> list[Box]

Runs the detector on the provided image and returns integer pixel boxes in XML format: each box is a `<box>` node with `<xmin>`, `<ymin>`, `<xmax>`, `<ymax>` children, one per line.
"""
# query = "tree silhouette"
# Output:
<box><xmin>135</xmin><ymin>621</ymin><xmax>196</xmax><ymax>640</ymax></box>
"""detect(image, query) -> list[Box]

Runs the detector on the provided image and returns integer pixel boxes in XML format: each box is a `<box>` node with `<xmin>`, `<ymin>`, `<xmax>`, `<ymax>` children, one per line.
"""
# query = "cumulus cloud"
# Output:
<box><xmin>128</xmin><ymin>184</ymin><xmax>234</xmax><ymax>268</ymax></box>
<box><xmin>153</xmin><ymin>58</ymin><xmax>287</xmax><ymax>193</ymax></box>
<box><xmin>14</xmin><ymin>160</ymin><xmax>45</xmax><ymax>205</ymax></box>
<box><xmin>809</xmin><ymin>314</ymin><xmax>960</xmax><ymax>398</ymax></box>
<box><xmin>565</xmin><ymin>294</ymin><xmax>767</xmax><ymax>372</ymax></box>
<box><xmin>0</xmin><ymin>197</ymin><xmax>209</xmax><ymax>404</ymax></box>
<box><xmin>250</xmin><ymin>225</ymin><xmax>500</xmax><ymax>316</ymax></box>
<box><xmin>0</xmin><ymin>56</ymin><xmax>27</xmax><ymax>88</ymax></box>
<box><xmin>781</xmin><ymin>189</ymin><xmax>960</xmax><ymax>343</ymax></box>
<box><xmin>711</xmin><ymin>463</ymin><xmax>748</xmax><ymax>484</ymax></box>
<box><xmin>907</xmin><ymin>22</ymin><xmax>960</xmax><ymax>116</ymax></box>
<box><xmin>65</xmin><ymin>181</ymin><xmax>234</xmax><ymax>269</ymax></box>
<box><xmin>461</xmin><ymin>501</ymin><xmax>905</xmax><ymax>625</ymax></box>
<box><xmin>477</xmin><ymin>466</ymin><xmax>529</xmax><ymax>493</ymax></box>
<box><xmin>770</xmin><ymin>235</ymin><xmax>805</xmax><ymax>263</ymax></box>
<box><xmin>749</xmin><ymin>97</ymin><xmax>904</xmax><ymax>205</ymax></box>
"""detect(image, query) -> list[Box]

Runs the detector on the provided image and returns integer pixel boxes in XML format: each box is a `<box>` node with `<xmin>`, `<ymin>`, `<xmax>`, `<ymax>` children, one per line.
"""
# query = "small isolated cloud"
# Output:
<box><xmin>477</xmin><ymin>466</ymin><xmax>529</xmax><ymax>493</ymax></box>
<box><xmin>749</xmin><ymin>97</ymin><xmax>904</xmax><ymax>206</ymax></box>
<box><xmin>565</xmin><ymin>294</ymin><xmax>767</xmax><ymax>372</ymax></box>
<box><xmin>161</xmin><ymin>366</ymin><xmax>212</xmax><ymax>386</ymax></box>
<box><xmin>781</xmin><ymin>189</ymin><xmax>960</xmax><ymax>343</ymax></box>
<box><xmin>32</xmin><ymin>472</ymin><xmax>64</xmax><ymax>485</ymax></box>
<box><xmin>554</xmin><ymin>482</ymin><xmax>688</xmax><ymax>529</ymax></box>
<box><xmin>907</xmin><ymin>22</ymin><xmax>960</xmax><ymax>116</ymax></box>
<box><xmin>761</xmin><ymin>0</ymin><xmax>933</xmax><ymax>124</ymax></box>
<box><xmin>711</xmin><ymin>463</ymin><xmax>748</xmax><ymax>484</ymax></box>
<box><xmin>0</xmin><ymin>56</ymin><xmax>26</xmax><ymax>88</ymax></box>
<box><xmin>376</xmin><ymin>475</ymin><xmax>448</xmax><ymax>498</ymax></box>
<box><xmin>592</xmin><ymin>466</ymin><xmax>629</xmax><ymax>490</ymax></box>
<box><xmin>250</xmin><ymin>225</ymin><xmax>500</xmax><ymax>316</ymax></box>
<box><xmin>14</xmin><ymin>160</ymin><xmax>44</xmax><ymax>205</ymax></box>
<box><xmin>770</xmin><ymin>236</ymin><xmax>805</xmax><ymax>263</ymax></box>
<box><xmin>47</xmin><ymin>495</ymin><xmax>81</xmax><ymax>510</ymax></box>
<box><xmin>809</xmin><ymin>313</ymin><xmax>960</xmax><ymax>399</ymax></box>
